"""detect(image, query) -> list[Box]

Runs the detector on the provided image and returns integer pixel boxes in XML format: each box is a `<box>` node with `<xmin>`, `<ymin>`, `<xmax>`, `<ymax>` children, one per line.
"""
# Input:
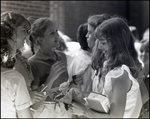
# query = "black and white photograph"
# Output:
<box><xmin>1</xmin><ymin>1</ymin><xmax>149</xmax><ymax>118</ymax></box>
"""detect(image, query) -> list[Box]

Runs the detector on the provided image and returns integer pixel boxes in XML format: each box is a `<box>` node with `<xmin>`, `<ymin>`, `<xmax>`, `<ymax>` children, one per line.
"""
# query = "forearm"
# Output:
<box><xmin>31</xmin><ymin>85</ymin><xmax>39</xmax><ymax>91</ymax></box>
<box><xmin>31</xmin><ymin>79</ymin><xmax>40</xmax><ymax>90</ymax></box>
<box><xmin>139</xmin><ymin>81</ymin><xmax>149</xmax><ymax>105</ymax></box>
<box><xmin>87</xmin><ymin>108</ymin><xmax>124</xmax><ymax>118</ymax></box>
<box><xmin>17</xmin><ymin>107</ymin><xmax>33</xmax><ymax>118</ymax></box>
<box><xmin>72</xmin><ymin>98</ymin><xmax>124</xmax><ymax>118</ymax></box>
<box><xmin>72</xmin><ymin>101</ymin><xmax>110</xmax><ymax>118</ymax></box>
<box><xmin>45</xmin><ymin>75</ymin><xmax>55</xmax><ymax>90</ymax></box>
<box><xmin>83</xmin><ymin>92</ymin><xmax>90</xmax><ymax>97</ymax></box>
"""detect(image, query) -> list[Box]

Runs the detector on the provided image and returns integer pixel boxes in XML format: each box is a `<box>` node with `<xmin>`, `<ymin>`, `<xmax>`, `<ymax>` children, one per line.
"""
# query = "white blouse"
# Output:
<box><xmin>92</xmin><ymin>64</ymin><xmax>142</xmax><ymax>118</ymax></box>
<box><xmin>1</xmin><ymin>69</ymin><xmax>33</xmax><ymax>118</ymax></box>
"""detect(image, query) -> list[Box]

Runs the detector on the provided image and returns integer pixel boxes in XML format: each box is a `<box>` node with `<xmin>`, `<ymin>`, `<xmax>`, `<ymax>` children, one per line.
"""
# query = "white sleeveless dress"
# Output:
<box><xmin>92</xmin><ymin>64</ymin><xmax>142</xmax><ymax>118</ymax></box>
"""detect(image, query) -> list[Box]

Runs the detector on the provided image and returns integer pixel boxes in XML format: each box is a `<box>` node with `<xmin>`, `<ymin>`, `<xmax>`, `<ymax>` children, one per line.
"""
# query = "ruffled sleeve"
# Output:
<box><xmin>103</xmin><ymin>65</ymin><xmax>132</xmax><ymax>95</ymax></box>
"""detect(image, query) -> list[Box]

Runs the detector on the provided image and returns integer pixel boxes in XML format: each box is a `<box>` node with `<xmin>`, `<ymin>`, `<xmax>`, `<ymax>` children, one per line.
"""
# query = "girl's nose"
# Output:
<box><xmin>86</xmin><ymin>33</ymin><xmax>89</xmax><ymax>38</ymax></box>
<box><xmin>98</xmin><ymin>41</ymin><xmax>103</xmax><ymax>49</ymax></box>
<box><xmin>56</xmin><ymin>31</ymin><xmax>59</xmax><ymax>38</ymax></box>
<box><xmin>141</xmin><ymin>51</ymin><xmax>145</xmax><ymax>56</ymax></box>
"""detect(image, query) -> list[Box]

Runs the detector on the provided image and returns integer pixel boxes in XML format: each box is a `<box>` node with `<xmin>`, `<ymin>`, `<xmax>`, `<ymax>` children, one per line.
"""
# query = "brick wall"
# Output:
<box><xmin>1</xmin><ymin>1</ymin><xmax>149</xmax><ymax>40</ymax></box>
<box><xmin>1</xmin><ymin>1</ymin><xmax>50</xmax><ymax>18</ymax></box>
<box><xmin>1</xmin><ymin>1</ymin><xmax>65</xmax><ymax>34</ymax></box>
<box><xmin>60</xmin><ymin>1</ymin><xmax>149</xmax><ymax>41</ymax></box>
<box><xmin>60</xmin><ymin>1</ymin><xmax>128</xmax><ymax>41</ymax></box>
<box><xmin>49</xmin><ymin>1</ymin><xmax>65</xmax><ymax>33</ymax></box>
<box><xmin>129</xmin><ymin>1</ymin><xmax>149</xmax><ymax>39</ymax></box>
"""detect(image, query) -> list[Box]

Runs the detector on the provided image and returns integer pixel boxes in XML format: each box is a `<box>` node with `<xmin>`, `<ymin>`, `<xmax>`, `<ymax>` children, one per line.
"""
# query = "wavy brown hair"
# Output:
<box><xmin>93</xmin><ymin>17</ymin><xmax>142</xmax><ymax>81</ymax></box>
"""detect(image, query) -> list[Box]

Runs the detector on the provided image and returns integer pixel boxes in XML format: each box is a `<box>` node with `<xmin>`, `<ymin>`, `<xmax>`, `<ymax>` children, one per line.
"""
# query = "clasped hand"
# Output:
<box><xmin>68</xmin><ymin>101</ymin><xmax>87</xmax><ymax>116</ymax></box>
<box><xmin>30</xmin><ymin>84</ymin><xmax>47</xmax><ymax>104</ymax></box>
<box><xmin>47</xmin><ymin>61</ymin><xmax>67</xmax><ymax>83</ymax></box>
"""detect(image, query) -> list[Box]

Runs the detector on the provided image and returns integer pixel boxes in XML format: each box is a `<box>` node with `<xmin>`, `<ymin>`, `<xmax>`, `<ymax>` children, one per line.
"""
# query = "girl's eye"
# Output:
<box><xmin>87</xmin><ymin>31</ymin><xmax>91</xmax><ymax>35</ymax></box>
<box><xmin>140</xmin><ymin>49</ymin><xmax>143</xmax><ymax>53</ymax></box>
<box><xmin>22</xmin><ymin>29</ymin><xmax>30</xmax><ymax>34</ymax></box>
<box><xmin>100</xmin><ymin>41</ymin><xmax>106</xmax><ymax>45</ymax></box>
<box><xmin>102</xmin><ymin>42</ymin><xmax>106</xmax><ymax>45</ymax></box>
<box><xmin>54</xmin><ymin>40</ymin><xmax>59</xmax><ymax>42</ymax></box>
<box><xmin>49</xmin><ymin>31</ymin><xmax>55</xmax><ymax>35</ymax></box>
<box><xmin>22</xmin><ymin>29</ymin><xmax>26</xmax><ymax>33</ymax></box>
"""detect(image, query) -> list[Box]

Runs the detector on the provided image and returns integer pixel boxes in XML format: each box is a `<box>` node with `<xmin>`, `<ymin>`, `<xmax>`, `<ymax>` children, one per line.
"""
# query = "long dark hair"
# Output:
<box><xmin>77</xmin><ymin>23</ymin><xmax>90</xmax><ymax>51</ymax></box>
<box><xmin>88</xmin><ymin>14</ymin><xmax>112</xmax><ymax>71</ymax></box>
<box><xmin>94</xmin><ymin>17</ymin><xmax>142</xmax><ymax>80</ymax></box>
<box><xmin>87</xmin><ymin>13</ymin><xmax>111</xmax><ymax>29</ymax></box>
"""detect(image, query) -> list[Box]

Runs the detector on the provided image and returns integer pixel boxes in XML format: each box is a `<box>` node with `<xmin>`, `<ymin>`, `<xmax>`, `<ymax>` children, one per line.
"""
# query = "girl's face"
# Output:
<box><xmin>86</xmin><ymin>24</ymin><xmax>96</xmax><ymax>49</ymax></box>
<box><xmin>140</xmin><ymin>43</ymin><xmax>149</xmax><ymax>64</ymax></box>
<box><xmin>41</xmin><ymin>22</ymin><xmax>60</xmax><ymax>53</ymax></box>
<box><xmin>16</xmin><ymin>22</ymin><xmax>30</xmax><ymax>50</ymax></box>
<box><xmin>97</xmin><ymin>36</ymin><xmax>109</xmax><ymax>54</ymax></box>
<box><xmin>140</xmin><ymin>41</ymin><xmax>149</xmax><ymax>75</ymax></box>
<box><xmin>7</xmin><ymin>22</ymin><xmax>30</xmax><ymax>54</ymax></box>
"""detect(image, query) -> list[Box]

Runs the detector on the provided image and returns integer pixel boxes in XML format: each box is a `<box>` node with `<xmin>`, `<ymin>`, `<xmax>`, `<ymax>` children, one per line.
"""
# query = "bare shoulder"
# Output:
<box><xmin>111</xmin><ymin>70</ymin><xmax>131</xmax><ymax>91</ymax></box>
<box><xmin>112</xmin><ymin>70</ymin><xmax>129</xmax><ymax>82</ymax></box>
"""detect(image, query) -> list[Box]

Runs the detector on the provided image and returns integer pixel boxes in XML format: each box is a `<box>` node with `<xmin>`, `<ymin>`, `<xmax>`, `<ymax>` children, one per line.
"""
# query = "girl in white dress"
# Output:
<box><xmin>70</xmin><ymin>17</ymin><xmax>143</xmax><ymax>118</ymax></box>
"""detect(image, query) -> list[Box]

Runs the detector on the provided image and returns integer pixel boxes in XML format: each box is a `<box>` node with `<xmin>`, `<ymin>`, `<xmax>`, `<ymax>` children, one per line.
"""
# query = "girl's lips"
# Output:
<box><xmin>55</xmin><ymin>41</ymin><xmax>60</xmax><ymax>47</ymax></box>
<box><xmin>103</xmin><ymin>50</ymin><xmax>107</xmax><ymax>54</ymax></box>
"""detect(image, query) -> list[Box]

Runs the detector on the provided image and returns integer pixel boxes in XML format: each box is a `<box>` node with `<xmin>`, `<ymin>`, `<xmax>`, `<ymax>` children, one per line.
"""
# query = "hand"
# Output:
<box><xmin>69</xmin><ymin>102</ymin><xmax>87</xmax><ymax>115</ymax></box>
<box><xmin>47</xmin><ymin>61</ymin><xmax>67</xmax><ymax>83</ymax></box>
<box><xmin>37</xmin><ymin>84</ymin><xmax>47</xmax><ymax>92</ymax></box>
<box><xmin>31</xmin><ymin>85</ymin><xmax>39</xmax><ymax>91</ymax></box>
<box><xmin>72</xmin><ymin>70</ymin><xmax>85</xmax><ymax>85</ymax></box>
<box><xmin>73</xmin><ymin>74</ymin><xmax>83</xmax><ymax>85</ymax></box>
<box><xmin>59</xmin><ymin>81</ymin><xmax>70</xmax><ymax>93</ymax></box>
<box><xmin>29</xmin><ymin>90</ymin><xmax>46</xmax><ymax>104</ymax></box>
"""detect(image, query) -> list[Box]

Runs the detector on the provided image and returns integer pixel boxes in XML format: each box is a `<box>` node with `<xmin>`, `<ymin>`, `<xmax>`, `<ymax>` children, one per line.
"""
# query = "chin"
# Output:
<box><xmin>88</xmin><ymin>44</ymin><xmax>92</xmax><ymax>49</ymax></box>
<box><xmin>18</xmin><ymin>46</ymin><xmax>24</xmax><ymax>51</ymax></box>
<box><xmin>52</xmin><ymin>48</ymin><xmax>56</xmax><ymax>51</ymax></box>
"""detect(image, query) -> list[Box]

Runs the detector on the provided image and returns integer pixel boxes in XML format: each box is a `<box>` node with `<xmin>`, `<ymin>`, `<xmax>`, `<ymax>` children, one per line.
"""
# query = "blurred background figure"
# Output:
<box><xmin>57</xmin><ymin>30</ymin><xmax>81</xmax><ymax>70</ymax></box>
<box><xmin>87</xmin><ymin>14</ymin><xmax>111</xmax><ymax>75</ymax></box>
<box><xmin>129</xmin><ymin>26</ymin><xmax>142</xmax><ymax>65</ymax></box>
<box><xmin>86</xmin><ymin>14</ymin><xmax>111</xmax><ymax>50</ymax></box>
<box><xmin>140</xmin><ymin>28</ymin><xmax>149</xmax><ymax>73</ymax></box>
<box><xmin>129</xmin><ymin>26</ymin><xmax>140</xmax><ymax>41</ymax></box>
<box><xmin>68</xmin><ymin>23</ymin><xmax>92</xmax><ymax>92</ymax></box>
<box><xmin>58</xmin><ymin>30</ymin><xmax>72</xmax><ymax>42</ymax></box>
<box><xmin>139</xmin><ymin>28</ymin><xmax>149</xmax><ymax>118</ymax></box>
<box><xmin>143</xmin><ymin>28</ymin><xmax>149</xmax><ymax>40</ymax></box>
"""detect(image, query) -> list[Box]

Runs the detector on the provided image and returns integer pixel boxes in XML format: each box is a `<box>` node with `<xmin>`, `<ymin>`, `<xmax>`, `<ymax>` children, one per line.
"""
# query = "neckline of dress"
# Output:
<box><xmin>1</xmin><ymin>67</ymin><xmax>13</xmax><ymax>74</ymax></box>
